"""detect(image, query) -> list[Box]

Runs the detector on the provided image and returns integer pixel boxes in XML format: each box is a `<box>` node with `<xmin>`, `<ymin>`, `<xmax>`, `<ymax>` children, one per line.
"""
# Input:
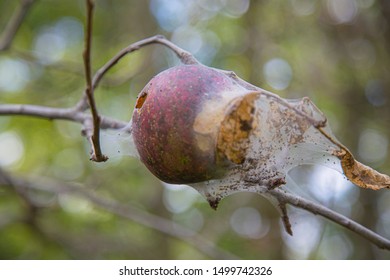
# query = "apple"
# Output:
<box><xmin>131</xmin><ymin>64</ymin><xmax>258</xmax><ymax>184</ymax></box>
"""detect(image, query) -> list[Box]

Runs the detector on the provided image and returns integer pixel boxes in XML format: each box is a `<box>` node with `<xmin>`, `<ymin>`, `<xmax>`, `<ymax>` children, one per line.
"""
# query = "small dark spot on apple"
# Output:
<box><xmin>239</xmin><ymin>119</ymin><xmax>252</xmax><ymax>132</ymax></box>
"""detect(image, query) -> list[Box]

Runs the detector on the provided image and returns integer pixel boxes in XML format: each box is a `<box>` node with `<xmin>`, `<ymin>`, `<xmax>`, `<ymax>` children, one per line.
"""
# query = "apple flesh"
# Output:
<box><xmin>131</xmin><ymin>64</ymin><xmax>258</xmax><ymax>184</ymax></box>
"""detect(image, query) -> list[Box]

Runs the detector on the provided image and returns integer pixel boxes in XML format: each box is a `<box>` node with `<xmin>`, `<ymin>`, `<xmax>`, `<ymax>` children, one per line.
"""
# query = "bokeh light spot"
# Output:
<box><xmin>171</xmin><ymin>26</ymin><xmax>203</xmax><ymax>55</ymax></box>
<box><xmin>263</xmin><ymin>58</ymin><xmax>293</xmax><ymax>90</ymax></box>
<box><xmin>358</xmin><ymin>128</ymin><xmax>388</xmax><ymax>164</ymax></box>
<box><xmin>59</xmin><ymin>193</ymin><xmax>92</xmax><ymax>214</ymax></box>
<box><xmin>327</xmin><ymin>0</ymin><xmax>358</xmax><ymax>24</ymax></box>
<box><xmin>51</xmin><ymin>148</ymin><xmax>85</xmax><ymax>180</ymax></box>
<box><xmin>0</xmin><ymin>131</ymin><xmax>25</xmax><ymax>167</ymax></box>
<box><xmin>0</xmin><ymin>58</ymin><xmax>31</xmax><ymax>93</ymax></box>
<box><xmin>223</xmin><ymin>0</ymin><xmax>250</xmax><ymax>18</ymax></box>
<box><xmin>150</xmin><ymin>0</ymin><xmax>189</xmax><ymax>32</ymax></box>
<box><xmin>163</xmin><ymin>183</ymin><xmax>201</xmax><ymax>214</ymax></box>
<box><xmin>172</xmin><ymin>208</ymin><xmax>204</xmax><ymax>234</ymax></box>
<box><xmin>290</xmin><ymin>0</ymin><xmax>317</xmax><ymax>16</ymax></box>
<box><xmin>318</xmin><ymin>232</ymin><xmax>353</xmax><ymax>259</ymax></box>
<box><xmin>365</xmin><ymin>80</ymin><xmax>387</xmax><ymax>107</ymax></box>
<box><xmin>230</xmin><ymin>207</ymin><xmax>270</xmax><ymax>239</ymax></box>
<box><xmin>33</xmin><ymin>17</ymin><xmax>83</xmax><ymax>65</ymax></box>
<box><xmin>282</xmin><ymin>211</ymin><xmax>322</xmax><ymax>259</ymax></box>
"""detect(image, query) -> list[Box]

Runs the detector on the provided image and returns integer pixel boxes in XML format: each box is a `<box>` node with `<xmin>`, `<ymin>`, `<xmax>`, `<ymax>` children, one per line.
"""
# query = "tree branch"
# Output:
<box><xmin>0</xmin><ymin>0</ymin><xmax>35</xmax><ymax>51</ymax></box>
<box><xmin>93</xmin><ymin>35</ymin><xmax>198</xmax><ymax>91</ymax></box>
<box><xmin>277</xmin><ymin>200</ymin><xmax>293</xmax><ymax>236</ymax></box>
<box><xmin>0</xmin><ymin>103</ymin><xmax>127</xmax><ymax>130</ymax></box>
<box><xmin>268</xmin><ymin>187</ymin><xmax>390</xmax><ymax>250</ymax></box>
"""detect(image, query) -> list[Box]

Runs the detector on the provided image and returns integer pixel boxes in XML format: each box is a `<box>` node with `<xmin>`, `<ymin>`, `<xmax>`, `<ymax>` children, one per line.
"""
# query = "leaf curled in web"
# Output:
<box><xmin>336</xmin><ymin>149</ymin><xmax>390</xmax><ymax>190</ymax></box>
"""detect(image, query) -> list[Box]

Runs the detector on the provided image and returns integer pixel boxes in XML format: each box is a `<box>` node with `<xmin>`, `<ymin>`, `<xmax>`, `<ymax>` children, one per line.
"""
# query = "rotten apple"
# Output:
<box><xmin>131</xmin><ymin>64</ymin><xmax>258</xmax><ymax>184</ymax></box>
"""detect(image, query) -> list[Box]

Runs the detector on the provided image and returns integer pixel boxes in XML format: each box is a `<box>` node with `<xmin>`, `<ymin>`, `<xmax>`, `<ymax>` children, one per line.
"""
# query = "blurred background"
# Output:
<box><xmin>0</xmin><ymin>0</ymin><xmax>389</xmax><ymax>259</ymax></box>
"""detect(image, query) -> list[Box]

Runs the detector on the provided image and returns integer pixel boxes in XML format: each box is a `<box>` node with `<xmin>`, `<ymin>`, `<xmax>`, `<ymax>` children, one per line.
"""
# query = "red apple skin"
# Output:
<box><xmin>131</xmin><ymin>64</ymin><xmax>245</xmax><ymax>184</ymax></box>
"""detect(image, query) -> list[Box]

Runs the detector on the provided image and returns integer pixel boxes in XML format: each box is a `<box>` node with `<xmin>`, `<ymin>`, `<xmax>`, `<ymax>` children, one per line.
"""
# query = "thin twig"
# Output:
<box><xmin>0</xmin><ymin>0</ymin><xmax>35</xmax><ymax>51</ymax></box>
<box><xmin>277</xmin><ymin>201</ymin><xmax>293</xmax><ymax>236</ymax></box>
<box><xmin>82</xmin><ymin>0</ymin><xmax>107</xmax><ymax>162</ymax></box>
<box><xmin>269</xmin><ymin>188</ymin><xmax>390</xmax><ymax>250</ymax></box>
<box><xmin>93</xmin><ymin>35</ymin><xmax>198</xmax><ymax>90</ymax></box>
<box><xmin>0</xmin><ymin>169</ymin><xmax>237</xmax><ymax>260</ymax></box>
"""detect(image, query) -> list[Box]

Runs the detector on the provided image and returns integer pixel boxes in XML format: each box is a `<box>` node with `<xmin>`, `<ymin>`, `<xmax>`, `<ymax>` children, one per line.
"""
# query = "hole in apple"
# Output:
<box><xmin>135</xmin><ymin>91</ymin><xmax>148</xmax><ymax>109</ymax></box>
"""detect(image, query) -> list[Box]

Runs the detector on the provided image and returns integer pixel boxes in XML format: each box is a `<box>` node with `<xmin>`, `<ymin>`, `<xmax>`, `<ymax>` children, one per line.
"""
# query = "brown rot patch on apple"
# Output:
<box><xmin>217</xmin><ymin>92</ymin><xmax>258</xmax><ymax>165</ymax></box>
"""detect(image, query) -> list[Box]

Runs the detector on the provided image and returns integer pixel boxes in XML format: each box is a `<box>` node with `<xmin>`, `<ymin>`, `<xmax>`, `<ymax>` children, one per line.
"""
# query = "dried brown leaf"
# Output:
<box><xmin>337</xmin><ymin>149</ymin><xmax>390</xmax><ymax>190</ymax></box>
